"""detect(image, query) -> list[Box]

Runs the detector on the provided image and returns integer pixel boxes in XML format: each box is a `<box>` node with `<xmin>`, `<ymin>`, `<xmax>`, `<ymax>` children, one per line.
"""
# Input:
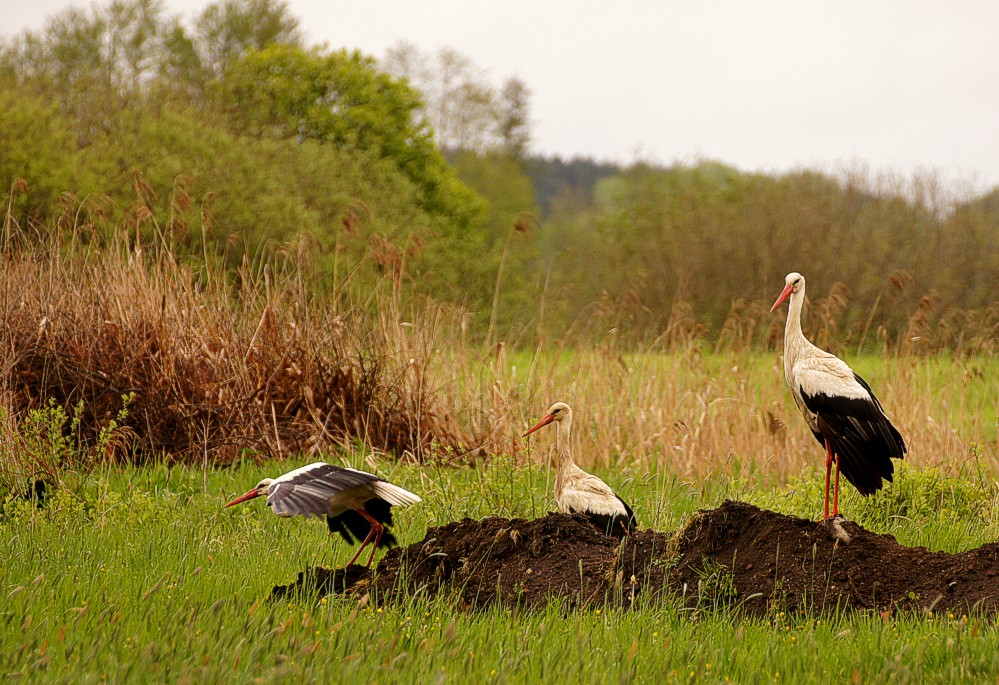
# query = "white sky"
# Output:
<box><xmin>4</xmin><ymin>0</ymin><xmax>999</xmax><ymax>195</ymax></box>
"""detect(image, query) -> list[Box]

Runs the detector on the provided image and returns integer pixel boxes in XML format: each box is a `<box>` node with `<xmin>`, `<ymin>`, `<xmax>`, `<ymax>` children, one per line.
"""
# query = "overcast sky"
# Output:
<box><xmin>5</xmin><ymin>0</ymin><xmax>999</xmax><ymax>196</ymax></box>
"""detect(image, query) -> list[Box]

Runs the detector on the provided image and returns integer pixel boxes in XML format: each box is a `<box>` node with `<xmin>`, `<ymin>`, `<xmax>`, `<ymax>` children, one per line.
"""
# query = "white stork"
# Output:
<box><xmin>771</xmin><ymin>272</ymin><xmax>906</xmax><ymax>519</ymax></box>
<box><xmin>524</xmin><ymin>402</ymin><xmax>637</xmax><ymax>536</ymax></box>
<box><xmin>225</xmin><ymin>462</ymin><xmax>422</xmax><ymax>567</ymax></box>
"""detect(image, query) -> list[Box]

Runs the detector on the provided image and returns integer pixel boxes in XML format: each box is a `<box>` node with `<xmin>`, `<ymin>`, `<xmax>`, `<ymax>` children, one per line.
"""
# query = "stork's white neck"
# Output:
<box><xmin>552</xmin><ymin>414</ymin><xmax>579</xmax><ymax>502</ymax></box>
<box><xmin>783</xmin><ymin>287</ymin><xmax>810</xmax><ymax>380</ymax></box>
<box><xmin>553</xmin><ymin>415</ymin><xmax>575</xmax><ymax>469</ymax></box>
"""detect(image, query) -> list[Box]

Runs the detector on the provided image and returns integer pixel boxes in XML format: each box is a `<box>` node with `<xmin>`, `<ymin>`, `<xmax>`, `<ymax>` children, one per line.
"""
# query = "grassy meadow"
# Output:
<box><xmin>4</xmin><ymin>459</ymin><xmax>999</xmax><ymax>683</ymax></box>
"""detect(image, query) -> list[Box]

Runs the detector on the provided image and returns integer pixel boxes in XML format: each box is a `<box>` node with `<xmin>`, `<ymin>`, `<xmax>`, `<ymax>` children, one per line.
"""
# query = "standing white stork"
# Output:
<box><xmin>771</xmin><ymin>272</ymin><xmax>907</xmax><ymax>520</ymax></box>
<box><xmin>524</xmin><ymin>402</ymin><xmax>637</xmax><ymax>536</ymax></box>
<box><xmin>225</xmin><ymin>462</ymin><xmax>422</xmax><ymax>567</ymax></box>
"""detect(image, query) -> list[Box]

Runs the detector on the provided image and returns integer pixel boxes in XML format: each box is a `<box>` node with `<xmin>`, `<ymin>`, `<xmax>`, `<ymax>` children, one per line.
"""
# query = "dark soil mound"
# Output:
<box><xmin>272</xmin><ymin>513</ymin><xmax>672</xmax><ymax>609</ymax></box>
<box><xmin>270</xmin><ymin>563</ymin><xmax>372</xmax><ymax>602</ymax></box>
<box><xmin>670</xmin><ymin>499</ymin><xmax>999</xmax><ymax>616</ymax></box>
<box><xmin>271</xmin><ymin>501</ymin><xmax>999</xmax><ymax>615</ymax></box>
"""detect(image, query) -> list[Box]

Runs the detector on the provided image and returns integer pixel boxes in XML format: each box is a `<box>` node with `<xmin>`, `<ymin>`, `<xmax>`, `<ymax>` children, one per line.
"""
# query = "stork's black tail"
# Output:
<box><xmin>326</xmin><ymin>498</ymin><xmax>398</xmax><ymax>547</ymax></box>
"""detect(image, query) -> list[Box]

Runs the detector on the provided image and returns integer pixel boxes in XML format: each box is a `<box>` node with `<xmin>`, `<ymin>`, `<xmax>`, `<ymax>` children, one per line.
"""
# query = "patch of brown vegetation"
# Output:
<box><xmin>273</xmin><ymin>502</ymin><xmax>999</xmax><ymax>616</ymax></box>
<box><xmin>1</xmin><ymin>241</ymin><xmax>469</xmax><ymax>468</ymax></box>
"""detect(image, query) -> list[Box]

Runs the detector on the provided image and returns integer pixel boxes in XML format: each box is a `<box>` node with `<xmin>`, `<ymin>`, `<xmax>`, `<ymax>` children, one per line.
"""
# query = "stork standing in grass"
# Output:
<box><xmin>771</xmin><ymin>272</ymin><xmax>906</xmax><ymax>520</ymax></box>
<box><xmin>225</xmin><ymin>462</ymin><xmax>422</xmax><ymax>567</ymax></box>
<box><xmin>524</xmin><ymin>402</ymin><xmax>637</xmax><ymax>536</ymax></box>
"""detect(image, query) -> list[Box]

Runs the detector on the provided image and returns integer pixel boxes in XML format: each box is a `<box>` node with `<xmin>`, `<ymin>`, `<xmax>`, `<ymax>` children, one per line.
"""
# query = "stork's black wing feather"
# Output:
<box><xmin>581</xmin><ymin>496</ymin><xmax>637</xmax><ymax>538</ymax></box>
<box><xmin>617</xmin><ymin>495</ymin><xmax>637</xmax><ymax>529</ymax></box>
<box><xmin>325</xmin><ymin>497</ymin><xmax>398</xmax><ymax>548</ymax></box>
<box><xmin>800</xmin><ymin>373</ymin><xmax>907</xmax><ymax>496</ymax></box>
<box><xmin>584</xmin><ymin>512</ymin><xmax>633</xmax><ymax>538</ymax></box>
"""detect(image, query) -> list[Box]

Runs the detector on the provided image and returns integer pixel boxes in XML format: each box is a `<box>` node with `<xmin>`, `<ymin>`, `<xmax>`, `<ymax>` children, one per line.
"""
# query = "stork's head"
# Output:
<box><xmin>224</xmin><ymin>478</ymin><xmax>274</xmax><ymax>507</ymax></box>
<box><xmin>523</xmin><ymin>401</ymin><xmax>572</xmax><ymax>437</ymax></box>
<box><xmin>770</xmin><ymin>272</ymin><xmax>804</xmax><ymax>312</ymax></box>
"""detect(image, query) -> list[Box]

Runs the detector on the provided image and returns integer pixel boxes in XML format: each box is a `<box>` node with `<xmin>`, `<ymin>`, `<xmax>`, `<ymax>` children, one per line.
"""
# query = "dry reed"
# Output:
<box><xmin>0</xmin><ymin>225</ymin><xmax>469</xmax><ymax>479</ymax></box>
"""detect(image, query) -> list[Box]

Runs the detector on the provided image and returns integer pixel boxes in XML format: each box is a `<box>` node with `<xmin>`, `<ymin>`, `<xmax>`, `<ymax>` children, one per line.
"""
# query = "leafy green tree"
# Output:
<box><xmin>381</xmin><ymin>42</ymin><xmax>534</xmax><ymax>157</ymax></box>
<box><xmin>497</xmin><ymin>78</ymin><xmax>531</xmax><ymax>158</ymax></box>
<box><xmin>155</xmin><ymin>16</ymin><xmax>208</xmax><ymax>102</ymax></box>
<box><xmin>195</xmin><ymin>0</ymin><xmax>302</xmax><ymax>77</ymax></box>
<box><xmin>442</xmin><ymin>151</ymin><xmax>538</xmax><ymax>337</ymax></box>
<box><xmin>0</xmin><ymin>90</ymin><xmax>105</xmax><ymax>218</ymax></box>
<box><xmin>2</xmin><ymin>0</ymin><xmax>176</xmax><ymax>143</ymax></box>
<box><xmin>524</xmin><ymin>155</ymin><xmax>619</xmax><ymax>218</ymax></box>
<box><xmin>220</xmin><ymin>43</ymin><xmax>482</xmax><ymax>227</ymax></box>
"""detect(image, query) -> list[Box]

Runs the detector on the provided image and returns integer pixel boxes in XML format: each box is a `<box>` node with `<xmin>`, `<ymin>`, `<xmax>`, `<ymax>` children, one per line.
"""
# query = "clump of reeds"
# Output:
<box><xmin>0</xmin><ymin>212</ymin><xmax>469</xmax><ymax>486</ymax></box>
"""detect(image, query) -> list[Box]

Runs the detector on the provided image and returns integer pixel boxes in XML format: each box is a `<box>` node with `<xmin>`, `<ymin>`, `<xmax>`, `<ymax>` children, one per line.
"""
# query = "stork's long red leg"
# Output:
<box><xmin>832</xmin><ymin>452</ymin><xmax>841</xmax><ymax>518</ymax></box>
<box><xmin>347</xmin><ymin>509</ymin><xmax>385</xmax><ymax>568</ymax></box>
<box><xmin>344</xmin><ymin>507</ymin><xmax>385</xmax><ymax>568</ymax></box>
<box><xmin>823</xmin><ymin>439</ymin><xmax>834</xmax><ymax>520</ymax></box>
<box><xmin>345</xmin><ymin>527</ymin><xmax>376</xmax><ymax>567</ymax></box>
<box><xmin>365</xmin><ymin>518</ymin><xmax>385</xmax><ymax>568</ymax></box>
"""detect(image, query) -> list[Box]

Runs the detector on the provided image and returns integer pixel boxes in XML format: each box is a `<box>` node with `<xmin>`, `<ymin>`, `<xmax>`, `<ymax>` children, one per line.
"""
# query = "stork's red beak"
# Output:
<box><xmin>224</xmin><ymin>489</ymin><xmax>261</xmax><ymax>507</ymax></box>
<box><xmin>770</xmin><ymin>283</ymin><xmax>795</xmax><ymax>312</ymax></box>
<box><xmin>523</xmin><ymin>413</ymin><xmax>555</xmax><ymax>437</ymax></box>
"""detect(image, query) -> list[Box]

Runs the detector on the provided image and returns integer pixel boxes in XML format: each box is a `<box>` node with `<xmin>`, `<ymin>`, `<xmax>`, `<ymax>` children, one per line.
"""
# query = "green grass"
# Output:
<box><xmin>3</xmin><ymin>459</ymin><xmax>999</xmax><ymax>683</ymax></box>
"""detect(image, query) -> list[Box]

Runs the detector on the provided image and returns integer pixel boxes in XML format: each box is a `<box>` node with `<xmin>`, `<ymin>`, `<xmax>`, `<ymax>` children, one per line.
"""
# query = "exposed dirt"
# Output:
<box><xmin>670</xmin><ymin>500</ymin><xmax>999</xmax><ymax>616</ymax></box>
<box><xmin>271</xmin><ymin>513</ymin><xmax>673</xmax><ymax>609</ymax></box>
<box><xmin>271</xmin><ymin>501</ymin><xmax>999</xmax><ymax>615</ymax></box>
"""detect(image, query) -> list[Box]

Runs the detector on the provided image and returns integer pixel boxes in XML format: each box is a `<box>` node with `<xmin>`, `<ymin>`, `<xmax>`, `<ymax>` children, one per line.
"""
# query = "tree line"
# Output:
<box><xmin>1</xmin><ymin>0</ymin><xmax>995</xmax><ymax>350</ymax></box>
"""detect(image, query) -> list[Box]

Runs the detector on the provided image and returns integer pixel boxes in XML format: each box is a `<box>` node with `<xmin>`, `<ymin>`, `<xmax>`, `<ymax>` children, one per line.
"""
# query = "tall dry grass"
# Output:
<box><xmin>494</xmin><ymin>344</ymin><xmax>995</xmax><ymax>482</ymax></box>
<box><xmin>1</xmin><ymin>206</ymin><xmax>995</xmax><ymax>493</ymax></box>
<box><xmin>344</xmin><ymin>290</ymin><xmax>996</xmax><ymax>483</ymax></box>
<box><xmin>0</xmin><ymin>223</ymin><xmax>469</xmax><ymax>484</ymax></box>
